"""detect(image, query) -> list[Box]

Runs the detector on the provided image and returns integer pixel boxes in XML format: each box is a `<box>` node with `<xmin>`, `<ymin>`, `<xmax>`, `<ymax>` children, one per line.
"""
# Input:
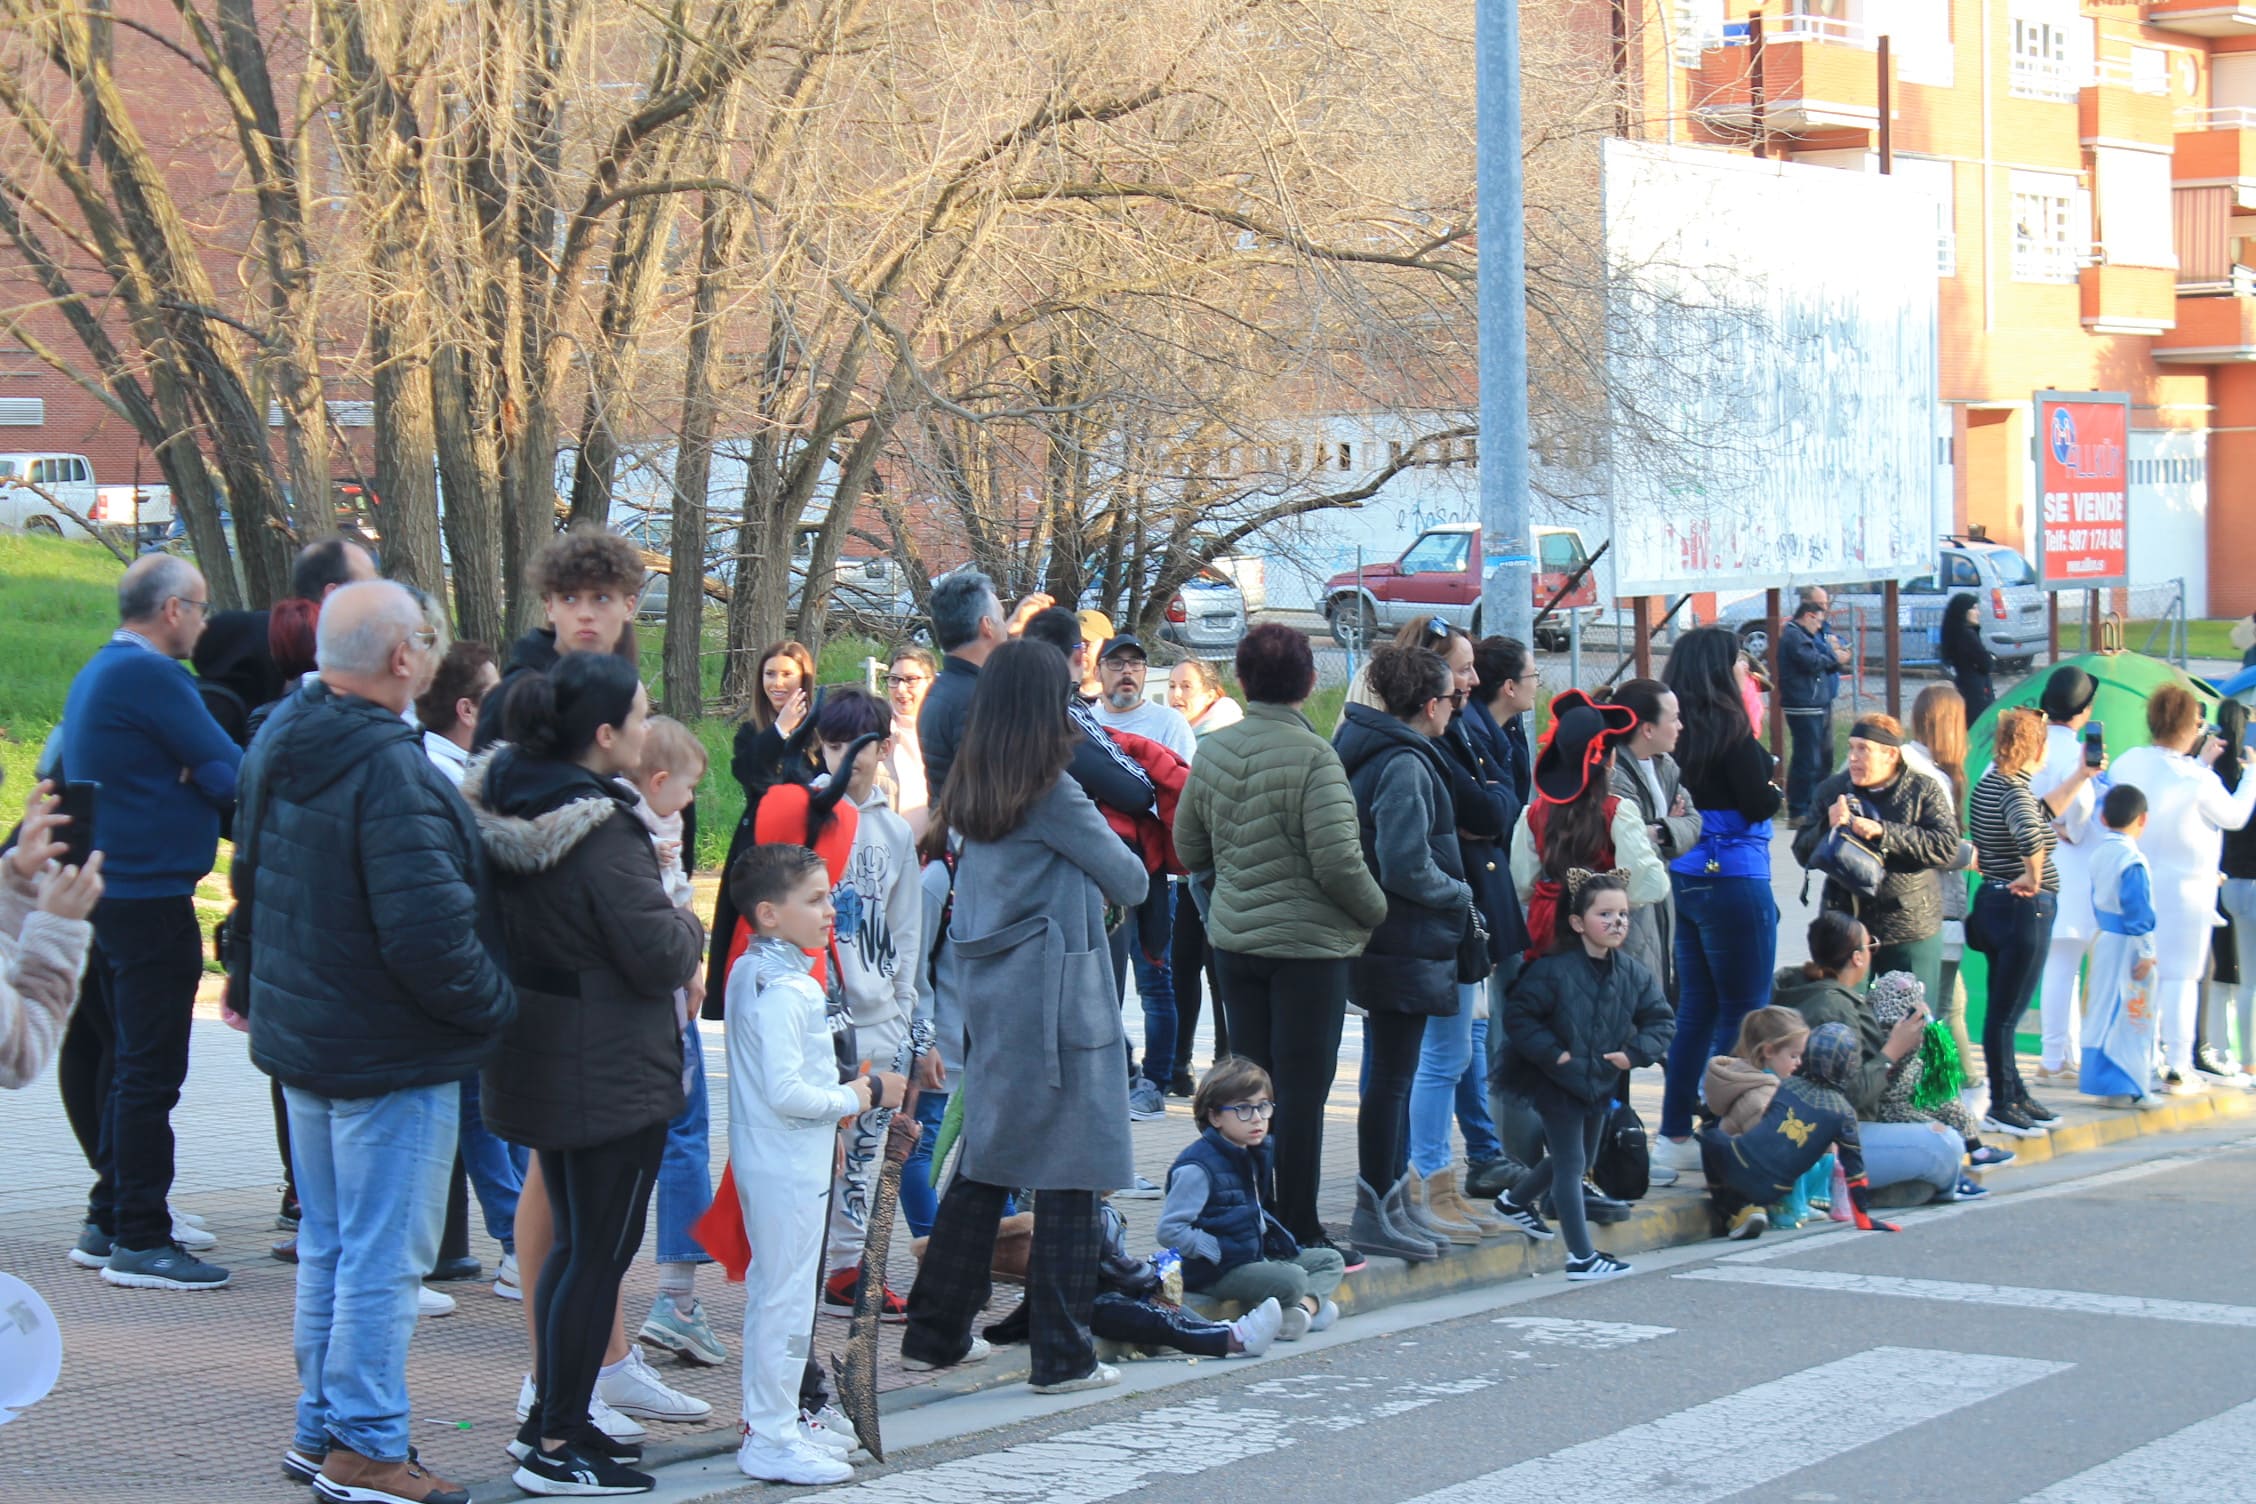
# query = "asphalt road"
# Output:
<box><xmin>628</xmin><ymin>1122</ymin><xmax>2256</xmax><ymax>1504</ymax></box>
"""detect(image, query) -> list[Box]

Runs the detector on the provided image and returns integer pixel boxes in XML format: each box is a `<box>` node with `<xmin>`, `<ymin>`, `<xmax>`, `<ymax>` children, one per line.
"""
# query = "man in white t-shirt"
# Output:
<box><xmin>1091</xmin><ymin>636</ymin><xmax>1197</xmax><ymax>762</ymax></box>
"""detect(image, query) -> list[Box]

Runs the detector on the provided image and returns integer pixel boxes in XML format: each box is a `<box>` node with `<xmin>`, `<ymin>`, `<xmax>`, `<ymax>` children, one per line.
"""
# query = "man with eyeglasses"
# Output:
<box><xmin>58</xmin><ymin>553</ymin><xmax>243</xmax><ymax>1291</ymax></box>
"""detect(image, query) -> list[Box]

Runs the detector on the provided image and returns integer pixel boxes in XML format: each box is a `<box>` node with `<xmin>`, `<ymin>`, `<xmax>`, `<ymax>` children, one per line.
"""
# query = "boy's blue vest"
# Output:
<box><xmin>1167</xmin><ymin>1125</ymin><xmax>1295</xmax><ymax>1292</ymax></box>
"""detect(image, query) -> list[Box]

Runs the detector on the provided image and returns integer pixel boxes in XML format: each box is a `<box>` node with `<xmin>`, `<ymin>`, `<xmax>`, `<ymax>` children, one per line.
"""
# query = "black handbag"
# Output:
<box><xmin>1592</xmin><ymin>1099</ymin><xmax>1650</xmax><ymax>1202</ymax></box>
<box><xmin>1809</xmin><ymin>818</ymin><xmax>1885</xmax><ymax>901</ymax></box>
<box><xmin>1457</xmin><ymin>905</ymin><xmax>1494</xmax><ymax>984</ymax></box>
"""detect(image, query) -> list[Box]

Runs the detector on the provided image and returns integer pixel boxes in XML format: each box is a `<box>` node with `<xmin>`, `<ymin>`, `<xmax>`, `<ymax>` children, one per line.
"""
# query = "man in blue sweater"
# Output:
<box><xmin>60</xmin><ymin>553</ymin><xmax>242</xmax><ymax>1291</ymax></box>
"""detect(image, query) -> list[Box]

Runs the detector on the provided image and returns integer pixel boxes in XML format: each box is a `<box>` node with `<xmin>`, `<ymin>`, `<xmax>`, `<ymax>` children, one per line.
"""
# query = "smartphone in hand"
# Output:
<box><xmin>2082</xmin><ymin>721</ymin><xmax>2105</xmax><ymax>769</ymax></box>
<box><xmin>57</xmin><ymin>781</ymin><xmax>99</xmax><ymax>870</ymax></box>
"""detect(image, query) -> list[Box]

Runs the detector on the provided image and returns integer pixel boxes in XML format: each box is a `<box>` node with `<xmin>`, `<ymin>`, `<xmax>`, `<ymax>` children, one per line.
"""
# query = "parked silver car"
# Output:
<box><xmin>1158</xmin><ymin>569</ymin><xmax>1249</xmax><ymax>655</ymax></box>
<box><xmin>1716</xmin><ymin>537</ymin><xmax>2047</xmax><ymax>671</ymax></box>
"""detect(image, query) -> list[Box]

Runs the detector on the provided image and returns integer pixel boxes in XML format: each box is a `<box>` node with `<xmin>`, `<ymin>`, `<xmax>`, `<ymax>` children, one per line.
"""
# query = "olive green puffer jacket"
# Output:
<box><xmin>1173</xmin><ymin>701</ymin><xmax>1388</xmax><ymax>959</ymax></box>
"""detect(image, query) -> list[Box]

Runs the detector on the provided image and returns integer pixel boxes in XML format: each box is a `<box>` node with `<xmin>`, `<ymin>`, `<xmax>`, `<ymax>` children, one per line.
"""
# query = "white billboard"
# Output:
<box><xmin>1603</xmin><ymin>138</ymin><xmax>1940</xmax><ymax>596</ymax></box>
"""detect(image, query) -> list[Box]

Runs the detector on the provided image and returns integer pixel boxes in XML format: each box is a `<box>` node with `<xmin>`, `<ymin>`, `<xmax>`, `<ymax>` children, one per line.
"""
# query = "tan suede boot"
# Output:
<box><xmin>1406</xmin><ymin>1168</ymin><xmax>1482</xmax><ymax>1245</ymax></box>
<box><xmin>1430</xmin><ymin>1165</ymin><xmax>1508</xmax><ymax>1237</ymax></box>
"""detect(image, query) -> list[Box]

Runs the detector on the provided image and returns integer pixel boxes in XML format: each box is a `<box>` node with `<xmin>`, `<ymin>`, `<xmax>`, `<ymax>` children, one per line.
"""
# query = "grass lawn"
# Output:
<box><xmin>2056</xmin><ymin>617</ymin><xmax>2245</xmax><ymax>661</ymax></box>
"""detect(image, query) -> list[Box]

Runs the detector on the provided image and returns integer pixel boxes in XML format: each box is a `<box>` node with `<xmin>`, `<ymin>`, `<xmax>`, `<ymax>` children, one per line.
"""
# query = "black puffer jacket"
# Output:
<box><xmin>468</xmin><ymin>748</ymin><xmax>705</xmax><ymax>1151</ymax></box>
<box><xmin>233</xmin><ymin>681</ymin><xmax>516</xmax><ymax>1098</ymax></box>
<box><xmin>1499</xmin><ymin>946</ymin><xmax>1674</xmax><ymax>1108</ymax></box>
<box><xmin>1791</xmin><ymin>762</ymin><xmax>1959</xmax><ymax>945</ymax></box>
<box><xmin>1334</xmin><ymin>704</ymin><xmax>1472</xmax><ymax>1015</ymax></box>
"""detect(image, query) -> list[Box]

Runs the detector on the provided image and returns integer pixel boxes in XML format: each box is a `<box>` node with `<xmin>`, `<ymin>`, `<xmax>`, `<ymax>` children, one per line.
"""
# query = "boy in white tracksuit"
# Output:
<box><xmin>813</xmin><ymin>698</ymin><xmax>930</xmax><ymax>1309</ymax></box>
<box><xmin>726</xmin><ymin>846</ymin><xmax>904</xmax><ymax>1486</ymax></box>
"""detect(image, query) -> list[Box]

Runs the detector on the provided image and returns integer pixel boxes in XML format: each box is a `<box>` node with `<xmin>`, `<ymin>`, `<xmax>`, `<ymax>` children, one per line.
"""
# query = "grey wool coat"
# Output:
<box><xmin>951</xmin><ymin>773</ymin><xmax>1149</xmax><ymax>1191</ymax></box>
<box><xmin>1609</xmin><ymin>752</ymin><xmax>1700</xmax><ymax>1000</ymax></box>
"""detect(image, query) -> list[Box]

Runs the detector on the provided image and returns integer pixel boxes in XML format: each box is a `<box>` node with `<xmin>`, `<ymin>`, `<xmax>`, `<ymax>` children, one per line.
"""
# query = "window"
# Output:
<box><xmin>1895</xmin><ymin>0</ymin><xmax>1953</xmax><ymax>88</ymax></box>
<box><xmin>1892</xmin><ymin>157</ymin><xmax>1957</xmax><ymax>276</ymax></box>
<box><xmin>2009</xmin><ymin>5</ymin><xmax>2078</xmax><ymax>101</ymax></box>
<box><xmin>2095</xmin><ymin>148</ymin><xmax>2173</xmax><ymax>270</ymax></box>
<box><xmin>1399</xmin><ymin>532</ymin><xmax>1471</xmax><ymax>576</ymax></box>
<box><xmin>1943</xmin><ymin>553</ymin><xmax>1981</xmax><ymax>588</ymax></box>
<box><xmin>2010</xmin><ymin>170</ymin><xmax>2083</xmax><ymax>283</ymax></box>
<box><xmin>1538</xmin><ymin>532</ymin><xmax>1584</xmax><ymax>570</ymax></box>
<box><xmin>1671</xmin><ymin>0</ymin><xmax>1723</xmax><ymax>67</ymax></box>
<box><xmin>1986</xmin><ymin>551</ymin><xmax>2038</xmax><ymax>587</ymax></box>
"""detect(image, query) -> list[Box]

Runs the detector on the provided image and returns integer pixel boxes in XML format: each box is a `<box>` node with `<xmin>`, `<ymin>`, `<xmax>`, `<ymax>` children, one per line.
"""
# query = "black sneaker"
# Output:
<box><xmin>1982</xmin><ymin>1102</ymin><xmax>2045</xmax><ymax>1139</ymax></box>
<box><xmin>511</xmin><ymin>1440</ymin><xmax>653</xmax><ymax>1496</ymax></box>
<box><xmin>67</xmin><ymin>1222</ymin><xmax>112</xmax><ymax>1270</ymax></box>
<box><xmin>1494</xmin><ymin>1192</ymin><xmax>1556</xmax><ymax>1242</ymax></box>
<box><xmin>1304</xmin><ymin>1229</ymin><xmax>1365</xmax><ymax>1274</ymax></box>
<box><xmin>426</xmin><ymin>1255</ymin><xmax>483</xmax><ymax>1283</ymax></box>
<box><xmin>1463</xmin><ymin>1157</ymin><xmax>1526</xmax><ymax>1202</ymax></box>
<box><xmin>278</xmin><ymin>1192</ymin><xmax>302</xmax><ymax>1232</ymax></box>
<box><xmin>508</xmin><ymin>1417</ymin><xmax>641</xmax><ymax>1466</ymax></box>
<box><xmin>1565</xmin><ymin>1251</ymin><xmax>1632</xmax><ymax>1282</ymax></box>
<box><xmin>2018</xmin><ymin>1095</ymin><xmax>2060</xmax><ymax>1125</ymax></box>
<box><xmin>101</xmin><ymin>1242</ymin><xmax>230</xmax><ymax>1290</ymax></box>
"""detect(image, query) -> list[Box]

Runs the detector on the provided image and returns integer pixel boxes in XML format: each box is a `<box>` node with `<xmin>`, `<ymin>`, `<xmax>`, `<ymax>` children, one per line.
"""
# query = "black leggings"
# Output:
<box><xmin>1357</xmin><ymin>1012</ymin><xmax>1427</xmax><ymax>1191</ymax></box>
<box><xmin>531</xmin><ymin>1121</ymin><xmax>667</xmax><ymax>1439</ymax></box>
<box><xmin>1509</xmin><ymin>1097</ymin><xmax>1610</xmax><ymax>1260</ymax></box>
<box><xmin>1170</xmin><ymin>897</ymin><xmax>1227</xmax><ymax>1077</ymax></box>
<box><xmin>1214</xmin><ymin>950</ymin><xmax>1347</xmax><ymax>1242</ymax></box>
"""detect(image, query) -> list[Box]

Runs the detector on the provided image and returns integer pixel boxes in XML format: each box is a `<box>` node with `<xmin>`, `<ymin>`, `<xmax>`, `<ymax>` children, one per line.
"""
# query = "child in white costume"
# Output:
<box><xmin>726</xmin><ymin>844</ymin><xmax>905</xmax><ymax>1487</ymax></box>
<box><xmin>2080</xmin><ymin>785</ymin><xmax>2162</xmax><ymax>1108</ymax></box>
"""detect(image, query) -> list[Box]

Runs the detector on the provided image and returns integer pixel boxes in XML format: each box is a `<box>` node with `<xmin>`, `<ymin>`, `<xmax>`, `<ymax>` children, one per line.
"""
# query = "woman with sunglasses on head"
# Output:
<box><xmin>1332</xmin><ymin>644</ymin><xmax>1476</xmax><ymax>1263</ymax></box>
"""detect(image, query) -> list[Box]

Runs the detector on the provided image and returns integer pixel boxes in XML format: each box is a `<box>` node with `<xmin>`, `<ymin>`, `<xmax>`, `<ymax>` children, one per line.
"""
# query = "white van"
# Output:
<box><xmin>0</xmin><ymin>453</ymin><xmax>97</xmax><ymax>536</ymax></box>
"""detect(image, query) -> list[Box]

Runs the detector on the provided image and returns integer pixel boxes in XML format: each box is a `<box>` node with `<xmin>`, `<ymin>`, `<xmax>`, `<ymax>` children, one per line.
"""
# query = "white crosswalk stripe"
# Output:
<box><xmin>2020</xmin><ymin>1397</ymin><xmax>2256</xmax><ymax>1503</ymax></box>
<box><xmin>1397</xmin><ymin>1347</ymin><xmax>2065</xmax><ymax>1504</ymax></box>
<box><xmin>1678</xmin><ymin>1267</ymin><xmax>2256</xmax><ymax>1329</ymax></box>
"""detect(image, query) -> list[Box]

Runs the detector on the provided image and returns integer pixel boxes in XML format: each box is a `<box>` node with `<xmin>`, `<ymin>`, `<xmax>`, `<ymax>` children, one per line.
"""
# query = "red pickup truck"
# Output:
<box><xmin>1321</xmin><ymin>522</ymin><xmax>1598</xmax><ymax>650</ymax></box>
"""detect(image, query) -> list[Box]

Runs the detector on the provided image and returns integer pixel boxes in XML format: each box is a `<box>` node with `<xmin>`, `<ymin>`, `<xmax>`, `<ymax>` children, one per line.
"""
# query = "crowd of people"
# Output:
<box><xmin>5</xmin><ymin>538</ymin><xmax>2254</xmax><ymax>1502</ymax></box>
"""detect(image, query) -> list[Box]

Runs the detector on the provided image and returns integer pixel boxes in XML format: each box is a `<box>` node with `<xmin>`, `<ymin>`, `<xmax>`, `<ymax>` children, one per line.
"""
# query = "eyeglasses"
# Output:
<box><xmin>409</xmin><ymin>627</ymin><xmax>439</xmax><ymax>650</ymax></box>
<box><xmin>169</xmin><ymin>596</ymin><xmax>211</xmax><ymax>617</ymax></box>
<box><xmin>1216</xmin><ymin>1100</ymin><xmax>1275</xmax><ymax>1123</ymax></box>
<box><xmin>884</xmin><ymin>674</ymin><xmax>929</xmax><ymax>690</ymax></box>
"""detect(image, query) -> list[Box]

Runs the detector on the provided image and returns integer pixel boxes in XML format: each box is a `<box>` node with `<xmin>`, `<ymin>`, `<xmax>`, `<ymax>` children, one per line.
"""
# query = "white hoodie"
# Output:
<box><xmin>727</xmin><ymin>937</ymin><xmax>859</xmax><ymax>1175</ymax></box>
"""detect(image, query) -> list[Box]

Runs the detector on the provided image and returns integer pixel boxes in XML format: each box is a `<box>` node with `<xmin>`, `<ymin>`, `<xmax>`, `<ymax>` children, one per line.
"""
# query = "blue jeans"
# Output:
<box><xmin>1112</xmin><ymin>885</ymin><xmax>1178</xmax><ymax>1084</ymax></box>
<box><xmin>285</xmin><ymin>1082</ymin><xmax>456</xmax><ymax>1463</ymax></box>
<box><xmin>458</xmin><ymin>1074</ymin><xmax>526</xmax><ymax>1256</ymax></box>
<box><xmin>1460</xmin><ymin>1017</ymin><xmax>1502</xmax><ymax>1163</ymax></box>
<box><xmin>655</xmin><ymin>1024</ymin><xmax>714</xmax><ymax>1265</ymax></box>
<box><xmin>1786</xmin><ymin>706</ymin><xmax>1833</xmax><ymax>818</ymax></box>
<box><xmin>1859</xmin><ymin>1120</ymin><xmax>1961</xmax><ymax>1199</ymax></box>
<box><xmin>1662</xmin><ymin>875</ymin><xmax>1780</xmax><ymax>1140</ymax></box>
<box><xmin>1407</xmin><ymin>984</ymin><xmax>1499</xmax><ymax>1175</ymax></box>
<box><xmin>1978</xmin><ymin>887</ymin><xmax>2058</xmax><ymax>1105</ymax></box>
<box><xmin>900</xmin><ymin>1089</ymin><xmax>950</xmax><ymax>1240</ymax></box>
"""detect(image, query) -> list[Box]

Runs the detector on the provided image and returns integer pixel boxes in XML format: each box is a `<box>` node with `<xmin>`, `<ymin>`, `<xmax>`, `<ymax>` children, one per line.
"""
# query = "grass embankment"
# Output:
<box><xmin>0</xmin><ymin>533</ymin><xmax>1349</xmax><ymax>926</ymax></box>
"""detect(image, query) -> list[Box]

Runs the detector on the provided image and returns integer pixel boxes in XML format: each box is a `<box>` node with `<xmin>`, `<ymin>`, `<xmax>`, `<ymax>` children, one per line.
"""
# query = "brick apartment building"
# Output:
<box><xmin>1638</xmin><ymin>0</ymin><xmax>2256</xmax><ymax>618</ymax></box>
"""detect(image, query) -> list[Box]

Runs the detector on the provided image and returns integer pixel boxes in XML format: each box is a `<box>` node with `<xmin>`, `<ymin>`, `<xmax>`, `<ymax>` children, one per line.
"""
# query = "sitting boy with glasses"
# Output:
<box><xmin>1157</xmin><ymin>1057</ymin><xmax>1345</xmax><ymax>1340</ymax></box>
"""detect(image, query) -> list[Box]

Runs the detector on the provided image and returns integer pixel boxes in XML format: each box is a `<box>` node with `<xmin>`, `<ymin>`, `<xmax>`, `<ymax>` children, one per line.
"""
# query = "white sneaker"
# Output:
<box><xmin>1646</xmin><ymin>1162</ymin><xmax>1679</xmax><ymax>1187</ymax></box>
<box><xmin>1651</xmin><ymin>1136</ymin><xmax>1703</xmax><ymax>1176</ymax></box>
<box><xmin>805</xmin><ymin>1404</ymin><xmax>859</xmax><ymax>1447</ymax></box>
<box><xmin>798</xmin><ymin>1416</ymin><xmax>853</xmax><ymax>1457</ymax></box>
<box><xmin>1278</xmin><ymin>1303</ymin><xmax>1312</xmax><ymax>1342</ymax></box>
<box><xmin>2132</xmin><ymin>1092</ymin><xmax>2171</xmax><ymax>1112</ymax></box>
<box><xmin>171</xmin><ymin>1213</ymin><xmax>217</xmax><ymax>1252</ymax></box>
<box><xmin>1029</xmin><ymin>1362</ymin><xmax>1120</xmax><ymax>1395</ymax></box>
<box><xmin>738</xmin><ymin>1432</ymin><xmax>852</xmax><ymax>1485</ymax></box>
<box><xmin>1229</xmin><ymin>1297</ymin><xmax>1283</xmax><ymax>1357</ymax></box>
<box><xmin>170</xmin><ymin>1207</ymin><xmax>209</xmax><ymax>1231</ymax></box>
<box><xmin>1308</xmin><ymin>1297</ymin><xmax>1339</xmax><ymax>1334</ymax></box>
<box><xmin>598</xmin><ymin>1345</ymin><xmax>713</xmax><ymax>1422</ymax></box>
<box><xmin>902</xmin><ymin>1335</ymin><xmax>990</xmax><ymax>1371</ymax></box>
<box><xmin>417</xmin><ymin>1285</ymin><xmax>456</xmax><ymax>1319</ymax></box>
<box><xmin>493</xmin><ymin>1252</ymin><xmax>521</xmax><ymax>1301</ymax></box>
<box><xmin>515</xmin><ymin>1374</ymin><xmax>650</xmax><ymax>1441</ymax></box>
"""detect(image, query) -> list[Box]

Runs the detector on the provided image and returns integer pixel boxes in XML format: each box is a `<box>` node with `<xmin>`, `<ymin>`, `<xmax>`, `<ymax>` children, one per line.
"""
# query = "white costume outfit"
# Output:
<box><xmin>2081</xmin><ymin>831</ymin><xmax>2158</xmax><ymax>1102</ymax></box>
<box><xmin>728</xmin><ymin>938</ymin><xmax>860</xmax><ymax>1448</ymax></box>
<box><xmin>2105</xmin><ymin>744</ymin><xmax>2256</xmax><ymax>1077</ymax></box>
<box><xmin>2031</xmin><ymin>725</ymin><xmax>2101</xmax><ymax>1072</ymax></box>
<box><xmin>825</xmin><ymin>784</ymin><xmax>925</xmax><ymax>1275</ymax></box>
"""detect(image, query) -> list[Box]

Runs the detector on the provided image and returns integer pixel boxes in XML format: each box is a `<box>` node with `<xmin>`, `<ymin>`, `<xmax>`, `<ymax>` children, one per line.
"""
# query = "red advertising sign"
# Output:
<box><xmin>2034</xmin><ymin>391</ymin><xmax>2130</xmax><ymax>590</ymax></box>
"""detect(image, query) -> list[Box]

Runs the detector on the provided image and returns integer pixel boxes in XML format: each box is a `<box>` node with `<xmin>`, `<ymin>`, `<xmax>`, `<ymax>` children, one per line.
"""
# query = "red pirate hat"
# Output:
<box><xmin>1532</xmin><ymin>689</ymin><xmax>1640</xmax><ymax>804</ymax></box>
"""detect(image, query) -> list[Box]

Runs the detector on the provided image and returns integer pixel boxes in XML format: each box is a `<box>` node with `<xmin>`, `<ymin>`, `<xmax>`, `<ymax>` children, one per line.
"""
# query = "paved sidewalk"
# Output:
<box><xmin>1</xmin><ymin>831</ymin><xmax>2141</xmax><ymax>1503</ymax></box>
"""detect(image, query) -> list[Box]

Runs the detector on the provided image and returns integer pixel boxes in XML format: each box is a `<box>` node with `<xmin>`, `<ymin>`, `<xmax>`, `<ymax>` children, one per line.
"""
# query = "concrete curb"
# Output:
<box><xmin>467</xmin><ymin>1086</ymin><xmax>2255</xmax><ymax>1500</ymax></box>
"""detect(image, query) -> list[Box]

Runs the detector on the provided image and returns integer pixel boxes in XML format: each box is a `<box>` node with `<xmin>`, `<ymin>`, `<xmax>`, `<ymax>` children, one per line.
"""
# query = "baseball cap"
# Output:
<box><xmin>1098</xmin><ymin>634</ymin><xmax>1147</xmax><ymax>663</ymax></box>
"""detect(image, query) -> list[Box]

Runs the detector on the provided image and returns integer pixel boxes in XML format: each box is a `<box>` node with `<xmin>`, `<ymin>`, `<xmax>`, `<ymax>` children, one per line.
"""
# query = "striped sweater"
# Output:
<box><xmin>1969</xmin><ymin>765</ymin><xmax>2057</xmax><ymax>891</ymax></box>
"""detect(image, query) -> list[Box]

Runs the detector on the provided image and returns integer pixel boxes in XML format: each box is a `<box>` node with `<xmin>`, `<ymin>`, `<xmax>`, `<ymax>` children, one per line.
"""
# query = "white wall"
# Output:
<box><xmin>2127</xmin><ymin>427</ymin><xmax>2210</xmax><ymax>618</ymax></box>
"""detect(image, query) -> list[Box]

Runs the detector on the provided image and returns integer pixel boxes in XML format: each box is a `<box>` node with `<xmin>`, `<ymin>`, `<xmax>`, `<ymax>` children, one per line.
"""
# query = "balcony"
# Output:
<box><xmin>1692</xmin><ymin>16</ymin><xmax>1881</xmax><ymax>139</ymax></box>
<box><xmin>2174</xmin><ymin>108</ymin><xmax>2256</xmax><ymax>199</ymax></box>
<box><xmin>2081</xmin><ymin>262</ymin><xmax>2179</xmax><ymax>335</ymax></box>
<box><xmin>2153</xmin><ymin>290</ymin><xmax>2256</xmax><ymax>361</ymax></box>
<box><xmin>2145</xmin><ymin>0</ymin><xmax>2256</xmax><ymax>37</ymax></box>
<box><xmin>2080</xmin><ymin>65</ymin><xmax>2176</xmax><ymax>149</ymax></box>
